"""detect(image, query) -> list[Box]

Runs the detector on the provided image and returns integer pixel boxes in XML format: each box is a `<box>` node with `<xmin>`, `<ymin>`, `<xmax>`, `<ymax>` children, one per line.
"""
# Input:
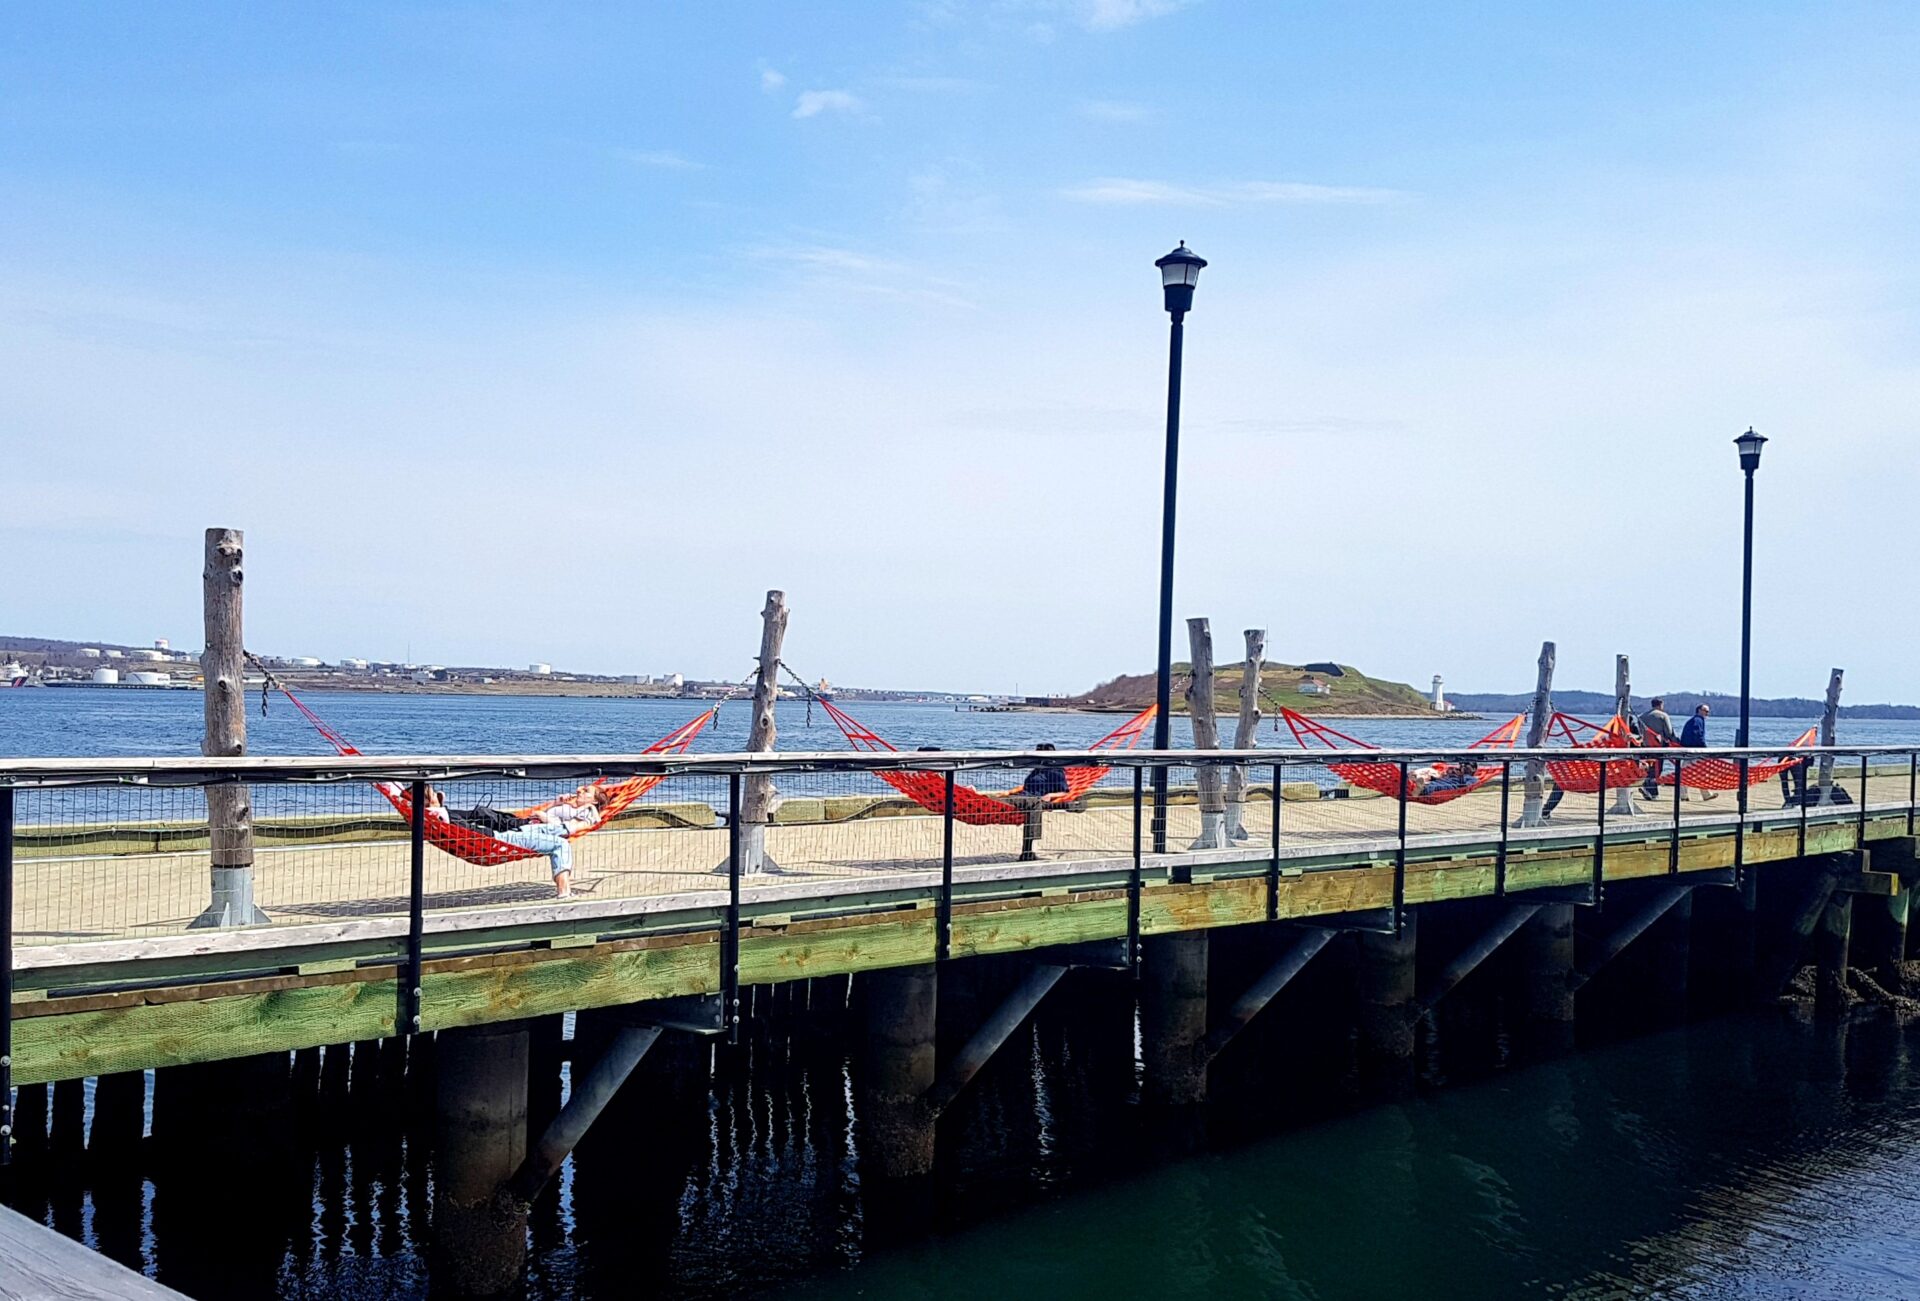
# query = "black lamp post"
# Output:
<box><xmin>1150</xmin><ymin>241</ymin><xmax>1207</xmax><ymax>852</ymax></box>
<box><xmin>1734</xmin><ymin>426</ymin><xmax>1767</xmax><ymax>749</ymax></box>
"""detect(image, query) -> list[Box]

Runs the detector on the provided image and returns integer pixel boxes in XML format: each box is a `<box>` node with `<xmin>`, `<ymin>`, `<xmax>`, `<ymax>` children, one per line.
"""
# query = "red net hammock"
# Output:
<box><xmin>816</xmin><ymin>699</ymin><xmax>1158</xmax><ymax>827</ymax></box>
<box><xmin>1655</xmin><ymin>726</ymin><xmax>1817</xmax><ymax>791</ymax></box>
<box><xmin>1544</xmin><ymin>713</ymin><xmax>1649</xmax><ymax>792</ymax></box>
<box><xmin>1278</xmin><ymin>707</ymin><xmax>1528</xmax><ymax>804</ymax></box>
<box><xmin>273</xmin><ymin>682</ymin><xmax>717</xmax><ymax>867</ymax></box>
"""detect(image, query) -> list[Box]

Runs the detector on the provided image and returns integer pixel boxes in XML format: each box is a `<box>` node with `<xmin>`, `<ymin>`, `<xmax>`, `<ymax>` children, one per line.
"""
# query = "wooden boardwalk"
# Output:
<box><xmin>5</xmin><ymin>751</ymin><xmax>1917</xmax><ymax>1087</ymax></box>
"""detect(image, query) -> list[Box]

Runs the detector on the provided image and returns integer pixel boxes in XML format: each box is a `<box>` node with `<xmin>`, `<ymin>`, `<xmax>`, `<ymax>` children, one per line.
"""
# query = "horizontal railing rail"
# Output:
<box><xmin>2</xmin><ymin>744</ymin><xmax>1916</xmax><ymax>787</ymax></box>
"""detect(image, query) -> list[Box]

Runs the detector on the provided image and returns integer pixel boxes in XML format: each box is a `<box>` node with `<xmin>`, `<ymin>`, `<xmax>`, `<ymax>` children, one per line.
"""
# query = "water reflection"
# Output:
<box><xmin>9</xmin><ymin>994</ymin><xmax>1920</xmax><ymax>1299</ymax></box>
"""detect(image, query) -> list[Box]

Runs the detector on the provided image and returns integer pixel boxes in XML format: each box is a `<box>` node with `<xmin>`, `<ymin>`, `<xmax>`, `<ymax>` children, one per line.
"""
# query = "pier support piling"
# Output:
<box><xmin>503</xmin><ymin>1022</ymin><xmax>660</xmax><ymax>1206</ymax></box>
<box><xmin>433</xmin><ymin>1022</ymin><xmax>530</xmax><ymax>1297</ymax></box>
<box><xmin>1572</xmin><ymin>882</ymin><xmax>1692</xmax><ymax>993</ymax></box>
<box><xmin>859</xmin><ymin>965</ymin><xmax>938</xmax><ymax>1179</ymax></box>
<box><xmin>1519</xmin><ymin>904</ymin><xmax>1577</xmax><ymax>1051</ymax></box>
<box><xmin>1201</xmin><ymin>927</ymin><xmax>1333</xmax><ymax>1064</ymax></box>
<box><xmin>89</xmin><ymin>1071</ymin><xmax>147</xmax><ymax>1161</ymax></box>
<box><xmin>1815</xmin><ymin>893</ymin><xmax>1854</xmax><ymax>1020</ymax></box>
<box><xmin>1142</xmin><ymin>932</ymin><xmax>1210</xmax><ymax>1105</ymax></box>
<box><xmin>924</xmin><ymin>963</ymin><xmax>1066</xmax><ymax>1117</ymax></box>
<box><xmin>1417</xmin><ymin>903</ymin><xmax>1540</xmax><ymax>1017</ymax></box>
<box><xmin>1357</xmin><ymin>913</ymin><xmax>1418</xmax><ymax>1089</ymax></box>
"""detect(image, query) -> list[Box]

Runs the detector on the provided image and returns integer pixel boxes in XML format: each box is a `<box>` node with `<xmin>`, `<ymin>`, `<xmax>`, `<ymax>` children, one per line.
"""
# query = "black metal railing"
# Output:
<box><xmin>2</xmin><ymin>740</ymin><xmax>1916</xmax><ymax>1152</ymax></box>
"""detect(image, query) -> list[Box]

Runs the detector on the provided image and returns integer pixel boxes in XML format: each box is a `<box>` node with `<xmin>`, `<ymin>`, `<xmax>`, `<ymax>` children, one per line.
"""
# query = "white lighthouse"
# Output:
<box><xmin>1431</xmin><ymin>675</ymin><xmax>1446</xmax><ymax>711</ymax></box>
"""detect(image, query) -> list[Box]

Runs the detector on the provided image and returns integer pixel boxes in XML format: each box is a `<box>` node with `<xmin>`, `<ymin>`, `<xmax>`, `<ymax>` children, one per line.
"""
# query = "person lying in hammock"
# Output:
<box><xmin>424</xmin><ymin>783</ymin><xmax>608</xmax><ymax>899</ymax></box>
<box><xmin>1407</xmin><ymin>759</ymin><xmax>1483</xmax><ymax>798</ymax></box>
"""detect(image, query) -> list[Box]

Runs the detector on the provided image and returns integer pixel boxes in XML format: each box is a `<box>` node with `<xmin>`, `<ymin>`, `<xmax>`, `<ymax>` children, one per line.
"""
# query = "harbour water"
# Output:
<box><xmin>7</xmin><ymin>691</ymin><xmax>1920</xmax><ymax>1299</ymax></box>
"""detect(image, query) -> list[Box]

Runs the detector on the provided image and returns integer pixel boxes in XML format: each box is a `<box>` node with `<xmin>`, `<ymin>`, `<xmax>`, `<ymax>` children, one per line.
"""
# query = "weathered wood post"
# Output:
<box><xmin>738</xmin><ymin>590</ymin><xmax>788</xmax><ymax>876</ymax></box>
<box><xmin>1517</xmin><ymin>641</ymin><xmax>1556</xmax><ymax>828</ymax></box>
<box><xmin>1611</xmin><ymin>654</ymin><xmax>1637</xmax><ymax>815</ymax></box>
<box><xmin>1223</xmin><ymin>629</ymin><xmax>1266</xmax><ymax>843</ymax></box>
<box><xmin>191</xmin><ymin>527</ymin><xmax>269</xmax><ymax>927</ymax></box>
<box><xmin>1185</xmin><ymin>618</ymin><xmax>1226</xmax><ymax>850</ymax></box>
<box><xmin>1814</xmin><ymin>668</ymin><xmax>1843</xmax><ymax>805</ymax></box>
<box><xmin>433</xmin><ymin>1022</ymin><xmax>530</xmax><ymax>1295</ymax></box>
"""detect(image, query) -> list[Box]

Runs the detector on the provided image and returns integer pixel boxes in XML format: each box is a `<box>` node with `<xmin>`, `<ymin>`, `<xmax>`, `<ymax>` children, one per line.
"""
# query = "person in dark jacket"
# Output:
<box><xmin>1679</xmin><ymin>704</ymin><xmax>1716</xmax><ymax>800</ymax></box>
<box><xmin>1012</xmin><ymin>743</ymin><xmax>1067</xmax><ymax>860</ymax></box>
<box><xmin>1639</xmin><ymin>698</ymin><xmax>1677</xmax><ymax>799</ymax></box>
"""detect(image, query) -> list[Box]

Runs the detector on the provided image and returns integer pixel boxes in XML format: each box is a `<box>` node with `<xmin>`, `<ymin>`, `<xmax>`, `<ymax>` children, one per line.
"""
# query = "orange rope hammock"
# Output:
<box><xmin>1279</xmin><ymin>707</ymin><xmax>1528</xmax><ymax>804</ymax></box>
<box><xmin>815</xmin><ymin>698</ymin><xmax>1158</xmax><ymax>827</ymax></box>
<box><xmin>1656</xmin><ymin>726</ymin><xmax>1817</xmax><ymax>791</ymax></box>
<box><xmin>1544</xmin><ymin>713</ymin><xmax>1649</xmax><ymax>792</ymax></box>
<box><xmin>272</xmin><ymin>682</ymin><xmax>716</xmax><ymax>867</ymax></box>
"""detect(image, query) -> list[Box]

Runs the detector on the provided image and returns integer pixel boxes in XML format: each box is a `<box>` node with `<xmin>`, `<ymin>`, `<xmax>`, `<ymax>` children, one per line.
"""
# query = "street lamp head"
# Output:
<box><xmin>1154</xmin><ymin>241</ymin><xmax>1207</xmax><ymax>317</ymax></box>
<box><xmin>1734</xmin><ymin>426</ymin><xmax>1767</xmax><ymax>473</ymax></box>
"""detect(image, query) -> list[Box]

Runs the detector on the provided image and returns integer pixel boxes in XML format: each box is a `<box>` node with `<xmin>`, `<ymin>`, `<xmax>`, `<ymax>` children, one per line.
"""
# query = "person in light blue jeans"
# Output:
<box><xmin>495</xmin><ymin>785</ymin><xmax>608</xmax><ymax>898</ymax></box>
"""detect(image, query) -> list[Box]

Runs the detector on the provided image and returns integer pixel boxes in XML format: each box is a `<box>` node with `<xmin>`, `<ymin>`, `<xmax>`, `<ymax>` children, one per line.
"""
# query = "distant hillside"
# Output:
<box><xmin>1073</xmin><ymin>662</ymin><xmax>1439</xmax><ymax>717</ymax></box>
<box><xmin>1450</xmin><ymin>689</ymin><xmax>1920</xmax><ymax>721</ymax></box>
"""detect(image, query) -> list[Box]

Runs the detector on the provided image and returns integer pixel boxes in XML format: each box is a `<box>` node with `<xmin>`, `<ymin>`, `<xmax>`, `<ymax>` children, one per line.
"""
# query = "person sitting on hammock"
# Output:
<box><xmin>425</xmin><ymin>783</ymin><xmax>607</xmax><ymax>899</ymax></box>
<box><xmin>1009</xmin><ymin>743</ymin><xmax>1067</xmax><ymax>860</ymax></box>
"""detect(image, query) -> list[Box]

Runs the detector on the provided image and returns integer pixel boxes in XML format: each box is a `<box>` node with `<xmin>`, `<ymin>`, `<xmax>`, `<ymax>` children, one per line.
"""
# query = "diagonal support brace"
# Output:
<box><xmin>1200</xmin><ymin>928</ymin><xmax>1336</xmax><ymax>1064</ymax></box>
<box><xmin>922</xmin><ymin>964</ymin><xmax>1067</xmax><ymax>1119</ymax></box>
<box><xmin>1570</xmin><ymin>882</ymin><xmax>1693</xmax><ymax>993</ymax></box>
<box><xmin>1416</xmin><ymin>903</ymin><xmax>1542</xmax><ymax>1016</ymax></box>
<box><xmin>500</xmin><ymin>1024</ymin><xmax>662</xmax><ymax>1206</ymax></box>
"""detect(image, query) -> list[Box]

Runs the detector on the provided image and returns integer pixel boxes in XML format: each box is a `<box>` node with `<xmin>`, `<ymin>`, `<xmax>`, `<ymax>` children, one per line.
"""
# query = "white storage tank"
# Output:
<box><xmin>128</xmin><ymin>671</ymin><xmax>170</xmax><ymax>686</ymax></box>
<box><xmin>529</xmin><ymin>663</ymin><xmax>552</xmax><ymax>675</ymax></box>
<box><xmin>92</xmin><ymin>667</ymin><xmax>120</xmax><ymax>684</ymax></box>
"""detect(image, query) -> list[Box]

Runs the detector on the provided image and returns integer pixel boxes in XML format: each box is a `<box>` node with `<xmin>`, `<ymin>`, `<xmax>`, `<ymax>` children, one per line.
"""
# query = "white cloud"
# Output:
<box><xmin>759</xmin><ymin>65</ymin><xmax>787</xmax><ymax>93</ymax></box>
<box><xmin>1077</xmin><ymin>0</ymin><xmax>1191</xmax><ymax>31</ymax></box>
<box><xmin>745</xmin><ymin>243</ymin><xmax>977</xmax><ymax>308</ymax></box>
<box><xmin>1059</xmin><ymin>177</ymin><xmax>1411</xmax><ymax>206</ymax></box>
<box><xmin>615</xmin><ymin>149</ymin><xmax>703</xmax><ymax>171</ymax></box>
<box><xmin>793</xmin><ymin>89</ymin><xmax>864</xmax><ymax>119</ymax></box>
<box><xmin>1076</xmin><ymin>98</ymin><xmax>1150</xmax><ymax>122</ymax></box>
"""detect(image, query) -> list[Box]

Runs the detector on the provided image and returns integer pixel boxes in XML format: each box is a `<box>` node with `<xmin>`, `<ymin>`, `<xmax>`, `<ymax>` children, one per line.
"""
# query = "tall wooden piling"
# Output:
<box><xmin>1651</xmin><ymin>889</ymin><xmax>1694</xmax><ymax>1019</ymax></box>
<box><xmin>433</xmin><ymin>1022</ymin><xmax>531</xmax><ymax>1296</ymax></box>
<box><xmin>1610</xmin><ymin>655</ymin><xmax>1637</xmax><ymax>814</ymax></box>
<box><xmin>1357</xmin><ymin>914</ymin><xmax>1418</xmax><ymax>1088</ymax></box>
<box><xmin>1518</xmin><ymin>642</ymin><xmax>1556</xmax><ymax>827</ymax></box>
<box><xmin>1518</xmin><ymin>904</ymin><xmax>1576</xmax><ymax>1052</ymax></box>
<box><xmin>859</xmin><ymin>965</ymin><xmax>938</xmax><ymax>1178</ymax></box>
<box><xmin>1223</xmin><ymin>628</ymin><xmax>1266</xmax><ymax>843</ymax></box>
<box><xmin>1141</xmin><ymin>932</ymin><xmax>1209</xmax><ymax>1105</ymax></box>
<box><xmin>739</xmin><ymin>590</ymin><xmax>788</xmax><ymax>876</ymax></box>
<box><xmin>1815</xmin><ymin>668</ymin><xmax>1844</xmax><ymax>804</ymax></box>
<box><xmin>191</xmin><ymin>526</ymin><xmax>267</xmax><ymax>928</ymax></box>
<box><xmin>1185</xmin><ymin>618</ymin><xmax>1226</xmax><ymax>849</ymax></box>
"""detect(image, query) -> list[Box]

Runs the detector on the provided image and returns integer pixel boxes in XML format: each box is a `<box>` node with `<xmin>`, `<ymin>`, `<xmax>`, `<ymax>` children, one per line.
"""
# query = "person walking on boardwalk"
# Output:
<box><xmin>1639</xmin><ymin>697</ymin><xmax>1678</xmax><ymax>799</ymax></box>
<box><xmin>1679</xmin><ymin>703</ymin><xmax>1717</xmax><ymax>801</ymax></box>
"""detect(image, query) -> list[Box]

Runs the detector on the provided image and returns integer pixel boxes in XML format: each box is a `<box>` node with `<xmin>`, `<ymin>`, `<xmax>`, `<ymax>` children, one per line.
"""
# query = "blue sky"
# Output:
<box><xmin>3</xmin><ymin>2</ymin><xmax>1916</xmax><ymax>699</ymax></box>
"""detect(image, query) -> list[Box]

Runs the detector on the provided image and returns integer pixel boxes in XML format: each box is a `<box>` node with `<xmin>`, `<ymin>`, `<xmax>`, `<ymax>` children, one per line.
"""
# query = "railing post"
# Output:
<box><xmin>726</xmin><ymin>773</ymin><xmax>742</xmax><ymax>1045</ymax></box>
<box><xmin>1</xmin><ymin>785</ymin><xmax>13</xmax><ymax>1167</ymax></box>
<box><xmin>1129</xmin><ymin>767</ymin><xmax>1143</xmax><ymax>978</ymax></box>
<box><xmin>1594</xmin><ymin>758</ymin><xmax>1608</xmax><ymax>902</ymax></box>
<box><xmin>1859</xmin><ymin>754</ymin><xmax>1869</xmax><ymax>847</ymax></box>
<box><xmin>1496</xmin><ymin>759</ymin><xmax>1510</xmax><ymax>896</ymax></box>
<box><xmin>1909</xmin><ymin>750</ymin><xmax>1917</xmax><ymax>837</ymax></box>
<box><xmin>404</xmin><ymin>778</ymin><xmax>427</xmax><ymax>1036</ymax></box>
<box><xmin>1735</xmin><ymin>757</ymin><xmax>1748</xmax><ymax>879</ymax></box>
<box><xmin>938</xmin><ymin>771</ymin><xmax>955</xmax><ymax>963</ymax></box>
<box><xmin>1671</xmin><ymin>757</ymin><xmax>1682</xmax><ymax>871</ymax></box>
<box><xmin>1799</xmin><ymin>753</ymin><xmax>1810</xmax><ymax>857</ymax></box>
<box><xmin>1394</xmin><ymin>760</ymin><xmax>1409</xmax><ymax>931</ymax></box>
<box><xmin>1267</xmin><ymin>763</ymin><xmax>1281</xmax><ymax>923</ymax></box>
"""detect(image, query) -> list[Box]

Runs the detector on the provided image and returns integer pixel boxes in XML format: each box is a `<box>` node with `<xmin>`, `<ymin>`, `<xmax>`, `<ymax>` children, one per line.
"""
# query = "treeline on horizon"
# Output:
<box><xmin>1449</xmin><ymin>690</ymin><xmax>1920</xmax><ymax>720</ymax></box>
